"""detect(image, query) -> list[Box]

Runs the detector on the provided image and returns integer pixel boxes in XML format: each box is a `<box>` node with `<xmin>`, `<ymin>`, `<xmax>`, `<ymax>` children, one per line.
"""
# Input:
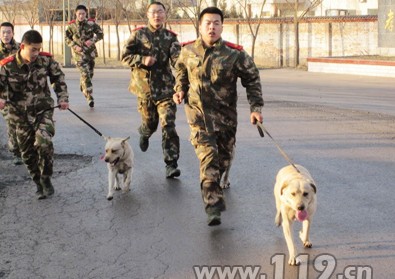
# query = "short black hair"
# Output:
<box><xmin>147</xmin><ymin>2</ymin><xmax>166</xmax><ymax>12</ymax></box>
<box><xmin>199</xmin><ymin>7</ymin><xmax>224</xmax><ymax>24</ymax></box>
<box><xmin>0</xmin><ymin>22</ymin><xmax>14</xmax><ymax>32</ymax></box>
<box><xmin>21</xmin><ymin>30</ymin><xmax>43</xmax><ymax>44</ymax></box>
<box><xmin>75</xmin><ymin>4</ymin><xmax>88</xmax><ymax>12</ymax></box>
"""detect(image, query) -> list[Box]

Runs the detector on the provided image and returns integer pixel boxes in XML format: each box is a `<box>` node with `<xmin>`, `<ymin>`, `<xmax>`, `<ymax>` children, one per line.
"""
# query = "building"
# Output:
<box><xmin>240</xmin><ymin>0</ymin><xmax>378</xmax><ymax>18</ymax></box>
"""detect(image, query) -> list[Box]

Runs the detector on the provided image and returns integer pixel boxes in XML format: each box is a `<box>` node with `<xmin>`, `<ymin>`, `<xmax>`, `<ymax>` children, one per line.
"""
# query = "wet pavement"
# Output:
<box><xmin>1</xmin><ymin>68</ymin><xmax>395</xmax><ymax>279</ymax></box>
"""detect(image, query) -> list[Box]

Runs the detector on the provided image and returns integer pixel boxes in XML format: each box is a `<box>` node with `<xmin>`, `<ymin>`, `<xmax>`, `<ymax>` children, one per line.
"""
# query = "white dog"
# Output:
<box><xmin>274</xmin><ymin>164</ymin><xmax>317</xmax><ymax>265</ymax></box>
<box><xmin>103</xmin><ymin>136</ymin><xmax>134</xmax><ymax>200</ymax></box>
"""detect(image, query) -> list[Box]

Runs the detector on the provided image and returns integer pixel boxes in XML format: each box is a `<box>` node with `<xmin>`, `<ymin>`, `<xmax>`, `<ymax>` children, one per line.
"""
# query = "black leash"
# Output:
<box><xmin>256</xmin><ymin>122</ymin><xmax>301</xmax><ymax>173</ymax></box>
<box><xmin>4</xmin><ymin>102</ymin><xmax>103</xmax><ymax>139</ymax></box>
<box><xmin>67</xmin><ymin>108</ymin><xmax>104</xmax><ymax>138</ymax></box>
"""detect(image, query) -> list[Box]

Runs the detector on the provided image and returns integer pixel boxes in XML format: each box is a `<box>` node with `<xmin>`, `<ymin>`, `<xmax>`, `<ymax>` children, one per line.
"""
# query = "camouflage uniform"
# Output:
<box><xmin>0</xmin><ymin>51</ymin><xmax>69</xmax><ymax>192</ymax></box>
<box><xmin>121</xmin><ymin>24</ymin><xmax>180</xmax><ymax>169</ymax></box>
<box><xmin>174</xmin><ymin>38</ymin><xmax>264</xmax><ymax>211</ymax></box>
<box><xmin>65</xmin><ymin>18</ymin><xmax>103</xmax><ymax>103</ymax></box>
<box><xmin>0</xmin><ymin>38</ymin><xmax>19</xmax><ymax>60</ymax></box>
<box><xmin>0</xmin><ymin>38</ymin><xmax>21</xmax><ymax>160</ymax></box>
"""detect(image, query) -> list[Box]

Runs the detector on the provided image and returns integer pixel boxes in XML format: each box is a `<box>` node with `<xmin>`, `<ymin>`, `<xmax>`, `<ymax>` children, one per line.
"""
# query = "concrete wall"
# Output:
<box><xmin>13</xmin><ymin>16</ymin><xmax>379</xmax><ymax>68</ymax></box>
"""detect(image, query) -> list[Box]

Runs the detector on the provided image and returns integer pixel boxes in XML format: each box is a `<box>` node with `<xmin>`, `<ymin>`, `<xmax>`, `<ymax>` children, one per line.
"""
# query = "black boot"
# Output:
<box><xmin>166</xmin><ymin>165</ymin><xmax>181</xmax><ymax>178</ymax></box>
<box><xmin>33</xmin><ymin>176</ymin><xmax>46</xmax><ymax>200</ymax></box>
<box><xmin>41</xmin><ymin>176</ymin><xmax>54</xmax><ymax>196</ymax></box>
<box><xmin>206</xmin><ymin>198</ymin><xmax>226</xmax><ymax>226</ymax></box>
<box><xmin>139</xmin><ymin>135</ymin><xmax>149</xmax><ymax>152</ymax></box>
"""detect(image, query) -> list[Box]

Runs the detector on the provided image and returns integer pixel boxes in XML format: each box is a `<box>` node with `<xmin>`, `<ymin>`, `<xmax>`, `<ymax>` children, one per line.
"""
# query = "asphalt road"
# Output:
<box><xmin>1</xmin><ymin>68</ymin><xmax>394</xmax><ymax>279</ymax></box>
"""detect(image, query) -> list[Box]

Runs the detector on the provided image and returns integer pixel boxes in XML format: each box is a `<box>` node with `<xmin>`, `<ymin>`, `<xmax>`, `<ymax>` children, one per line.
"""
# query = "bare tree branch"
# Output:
<box><xmin>284</xmin><ymin>0</ymin><xmax>324</xmax><ymax>67</ymax></box>
<box><xmin>0</xmin><ymin>0</ymin><xmax>20</xmax><ymax>25</ymax></box>
<box><xmin>236</xmin><ymin>0</ymin><xmax>267</xmax><ymax>60</ymax></box>
<box><xmin>19</xmin><ymin>0</ymin><xmax>40</xmax><ymax>29</ymax></box>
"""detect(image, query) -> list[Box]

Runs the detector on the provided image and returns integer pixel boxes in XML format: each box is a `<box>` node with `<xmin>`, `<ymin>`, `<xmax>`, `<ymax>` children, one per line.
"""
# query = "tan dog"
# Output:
<box><xmin>220</xmin><ymin>148</ymin><xmax>235</xmax><ymax>189</ymax></box>
<box><xmin>103</xmin><ymin>136</ymin><xmax>134</xmax><ymax>200</ymax></box>
<box><xmin>274</xmin><ymin>164</ymin><xmax>317</xmax><ymax>265</ymax></box>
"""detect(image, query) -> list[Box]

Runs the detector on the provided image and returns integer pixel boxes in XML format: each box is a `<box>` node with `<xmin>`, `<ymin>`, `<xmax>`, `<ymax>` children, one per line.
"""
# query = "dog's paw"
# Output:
<box><xmin>220</xmin><ymin>182</ymin><xmax>230</xmax><ymax>189</ymax></box>
<box><xmin>107</xmin><ymin>195</ymin><xmax>113</xmax><ymax>201</ymax></box>
<box><xmin>288</xmin><ymin>257</ymin><xmax>301</xmax><ymax>266</ymax></box>
<box><xmin>114</xmin><ymin>186</ymin><xmax>121</xmax><ymax>191</ymax></box>
<box><xmin>299</xmin><ymin>231</ymin><xmax>312</xmax><ymax>248</ymax></box>
<box><xmin>122</xmin><ymin>187</ymin><xmax>131</xmax><ymax>193</ymax></box>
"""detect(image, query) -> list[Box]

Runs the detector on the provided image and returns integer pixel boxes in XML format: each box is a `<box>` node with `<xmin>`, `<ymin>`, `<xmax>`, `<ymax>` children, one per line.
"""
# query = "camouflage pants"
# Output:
<box><xmin>189</xmin><ymin>126</ymin><xmax>236</xmax><ymax>209</ymax></box>
<box><xmin>137</xmin><ymin>97</ymin><xmax>180</xmax><ymax>167</ymax></box>
<box><xmin>10</xmin><ymin>110</ymin><xmax>55</xmax><ymax>183</ymax></box>
<box><xmin>76</xmin><ymin>58</ymin><xmax>95</xmax><ymax>101</ymax></box>
<box><xmin>1</xmin><ymin>108</ymin><xmax>21</xmax><ymax>157</ymax></box>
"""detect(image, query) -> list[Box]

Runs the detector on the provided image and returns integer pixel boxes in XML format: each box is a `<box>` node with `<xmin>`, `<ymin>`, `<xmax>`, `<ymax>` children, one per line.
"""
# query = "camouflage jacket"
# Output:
<box><xmin>65</xmin><ymin>18</ymin><xmax>103</xmax><ymax>59</ymax></box>
<box><xmin>121</xmin><ymin>24</ymin><xmax>180</xmax><ymax>101</ymax></box>
<box><xmin>0</xmin><ymin>38</ymin><xmax>19</xmax><ymax>60</ymax></box>
<box><xmin>174</xmin><ymin>38</ymin><xmax>264</xmax><ymax>131</ymax></box>
<box><xmin>0</xmin><ymin>51</ymin><xmax>69</xmax><ymax>118</ymax></box>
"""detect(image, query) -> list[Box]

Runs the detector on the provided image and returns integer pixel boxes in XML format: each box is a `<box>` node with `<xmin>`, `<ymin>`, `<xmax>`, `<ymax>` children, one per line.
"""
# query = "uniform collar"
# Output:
<box><xmin>212</xmin><ymin>38</ymin><xmax>224</xmax><ymax>50</ymax></box>
<box><xmin>0</xmin><ymin>38</ymin><xmax>16</xmax><ymax>49</ymax></box>
<box><xmin>197</xmin><ymin>37</ymin><xmax>223</xmax><ymax>50</ymax></box>
<box><xmin>147</xmin><ymin>23</ymin><xmax>163</xmax><ymax>33</ymax></box>
<box><xmin>77</xmin><ymin>19</ymin><xmax>87</xmax><ymax>26</ymax></box>
<box><xmin>15</xmin><ymin>50</ymin><xmax>36</xmax><ymax>69</ymax></box>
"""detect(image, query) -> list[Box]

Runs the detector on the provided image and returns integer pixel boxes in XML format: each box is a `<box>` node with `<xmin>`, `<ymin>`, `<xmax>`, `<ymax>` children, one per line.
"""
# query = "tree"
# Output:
<box><xmin>19</xmin><ymin>0</ymin><xmax>40</xmax><ymax>29</ymax></box>
<box><xmin>173</xmin><ymin>0</ymin><xmax>211</xmax><ymax>37</ymax></box>
<box><xmin>0</xmin><ymin>0</ymin><xmax>20</xmax><ymax>25</ymax></box>
<box><xmin>285</xmin><ymin>0</ymin><xmax>323</xmax><ymax>67</ymax></box>
<box><xmin>102</xmin><ymin>0</ymin><xmax>125</xmax><ymax>60</ymax></box>
<box><xmin>236</xmin><ymin>0</ymin><xmax>267</xmax><ymax>60</ymax></box>
<box><xmin>40</xmin><ymin>0</ymin><xmax>59</xmax><ymax>53</ymax></box>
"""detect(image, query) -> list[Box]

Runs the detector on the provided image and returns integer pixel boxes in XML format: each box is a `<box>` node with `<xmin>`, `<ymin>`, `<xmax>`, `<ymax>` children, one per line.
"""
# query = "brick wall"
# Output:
<box><xmin>13</xmin><ymin>16</ymin><xmax>380</xmax><ymax>68</ymax></box>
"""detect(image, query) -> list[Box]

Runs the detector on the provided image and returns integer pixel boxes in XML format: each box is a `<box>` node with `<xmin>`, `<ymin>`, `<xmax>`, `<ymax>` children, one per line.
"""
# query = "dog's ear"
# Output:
<box><xmin>280</xmin><ymin>182</ymin><xmax>288</xmax><ymax>195</ymax></box>
<box><xmin>122</xmin><ymin>136</ymin><xmax>130</xmax><ymax>143</ymax></box>
<box><xmin>310</xmin><ymin>183</ymin><xmax>317</xmax><ymax>193</ymax></box>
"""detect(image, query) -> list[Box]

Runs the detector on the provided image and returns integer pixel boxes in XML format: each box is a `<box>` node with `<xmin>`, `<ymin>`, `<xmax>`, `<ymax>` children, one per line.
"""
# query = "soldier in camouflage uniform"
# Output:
<box><xmin>65</xmin><ymin>4</ymin><xmax>103</xmax><ymax>107</ymax></box>
<box><xmin>121</xmin><ymin>2</ymin><xmax>181</xmax><ymax>178</ymax></box>
<box><xmin>173</xmin><ymin>7</ymin><xmax>264</xmax><ymax>226</ymax></box>
<box><xmin>0</xmin><ymin>30</ymin><xmax>69</xmax><ymax>200</ymax></box>
<box><xmin>0</xmin><ymin>22</ymin><xmax>22</xmax><ymax>165</ymax></box>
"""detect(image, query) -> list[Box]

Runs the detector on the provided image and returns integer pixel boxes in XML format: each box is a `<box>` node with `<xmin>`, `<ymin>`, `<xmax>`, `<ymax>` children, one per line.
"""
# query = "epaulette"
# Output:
<box><xmin>181</xmin><ymin>40</ymin><xmax>196</xmax><ymax>47</ymax></box>
<box><xmin>132</xmin><ymin>26</ymin><xmax>145</xmax><ymax>32</ymax></box>
<box><xmin>0</xmin><ymin>55</ymin><xmax>14</xmax><ymax>66</ymax></box>
<box><xmin>166</xmin><ymin>29</ymin><xmax>178</xmax><ymax>36</ymax></box>
<box><xmin>88</xmin><ymin>18</ymin><xmax>96</xmax><ymax>22</ymax></box>
<box><xmin>225</xmin><ymin>41</ymin><xmax>243</xmax><ymax>51</ymax></box>
<box><xmin>39</xmin><ymin>52</ymin><xmax>53</xmax><ymax>57</ymax></box>
<box><xmin>68</xmin><ymin>19</ymin><xmax>76</xmax><ymax>24</ymax></box>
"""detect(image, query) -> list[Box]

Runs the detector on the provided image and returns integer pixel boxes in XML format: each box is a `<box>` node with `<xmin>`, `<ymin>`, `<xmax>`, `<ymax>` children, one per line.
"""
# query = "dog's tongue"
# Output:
<box><xmin>296</xmin><ymin>210</ymin><xmax>308</xmax><ymax>221</ymax></box>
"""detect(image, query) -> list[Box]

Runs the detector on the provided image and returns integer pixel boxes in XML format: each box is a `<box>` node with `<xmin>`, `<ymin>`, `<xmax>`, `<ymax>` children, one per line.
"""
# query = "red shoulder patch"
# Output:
<box><xmin>68</xmin><ymin>19</ymin><xmax>76</xmax><ymax>24</ymax></box>
<box><xmin>0</xmin><ymin>55</ymin><xmax>15</xmax><ymax>66</ymax></box>
<box><xmin>166</xmin><ymin>29</ymin><xmax>178</xmax><ymax>36</ymax></box>
<box><xmin>88</xmin><ymin>18</ymin><xmax>96</xmax><ymax>22</ymax></box>
<box><xmin>39</xmin><ymin>52</ymin><xmax>53</xmax><ymax>57</ymax></box>
<box><xmin>132</xmin><ymin>26</ymin><xmax>145</xmax><ymax>32</ymax></box>
<box><xmin>181</xmin><ymin>40</ymin><xmax>196</xmax><ymax>47</ymax></box>
<box><xmin>225</xmin><ymin>41</ymin><xmax>243</xmax><ymax>51</ymax></box>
